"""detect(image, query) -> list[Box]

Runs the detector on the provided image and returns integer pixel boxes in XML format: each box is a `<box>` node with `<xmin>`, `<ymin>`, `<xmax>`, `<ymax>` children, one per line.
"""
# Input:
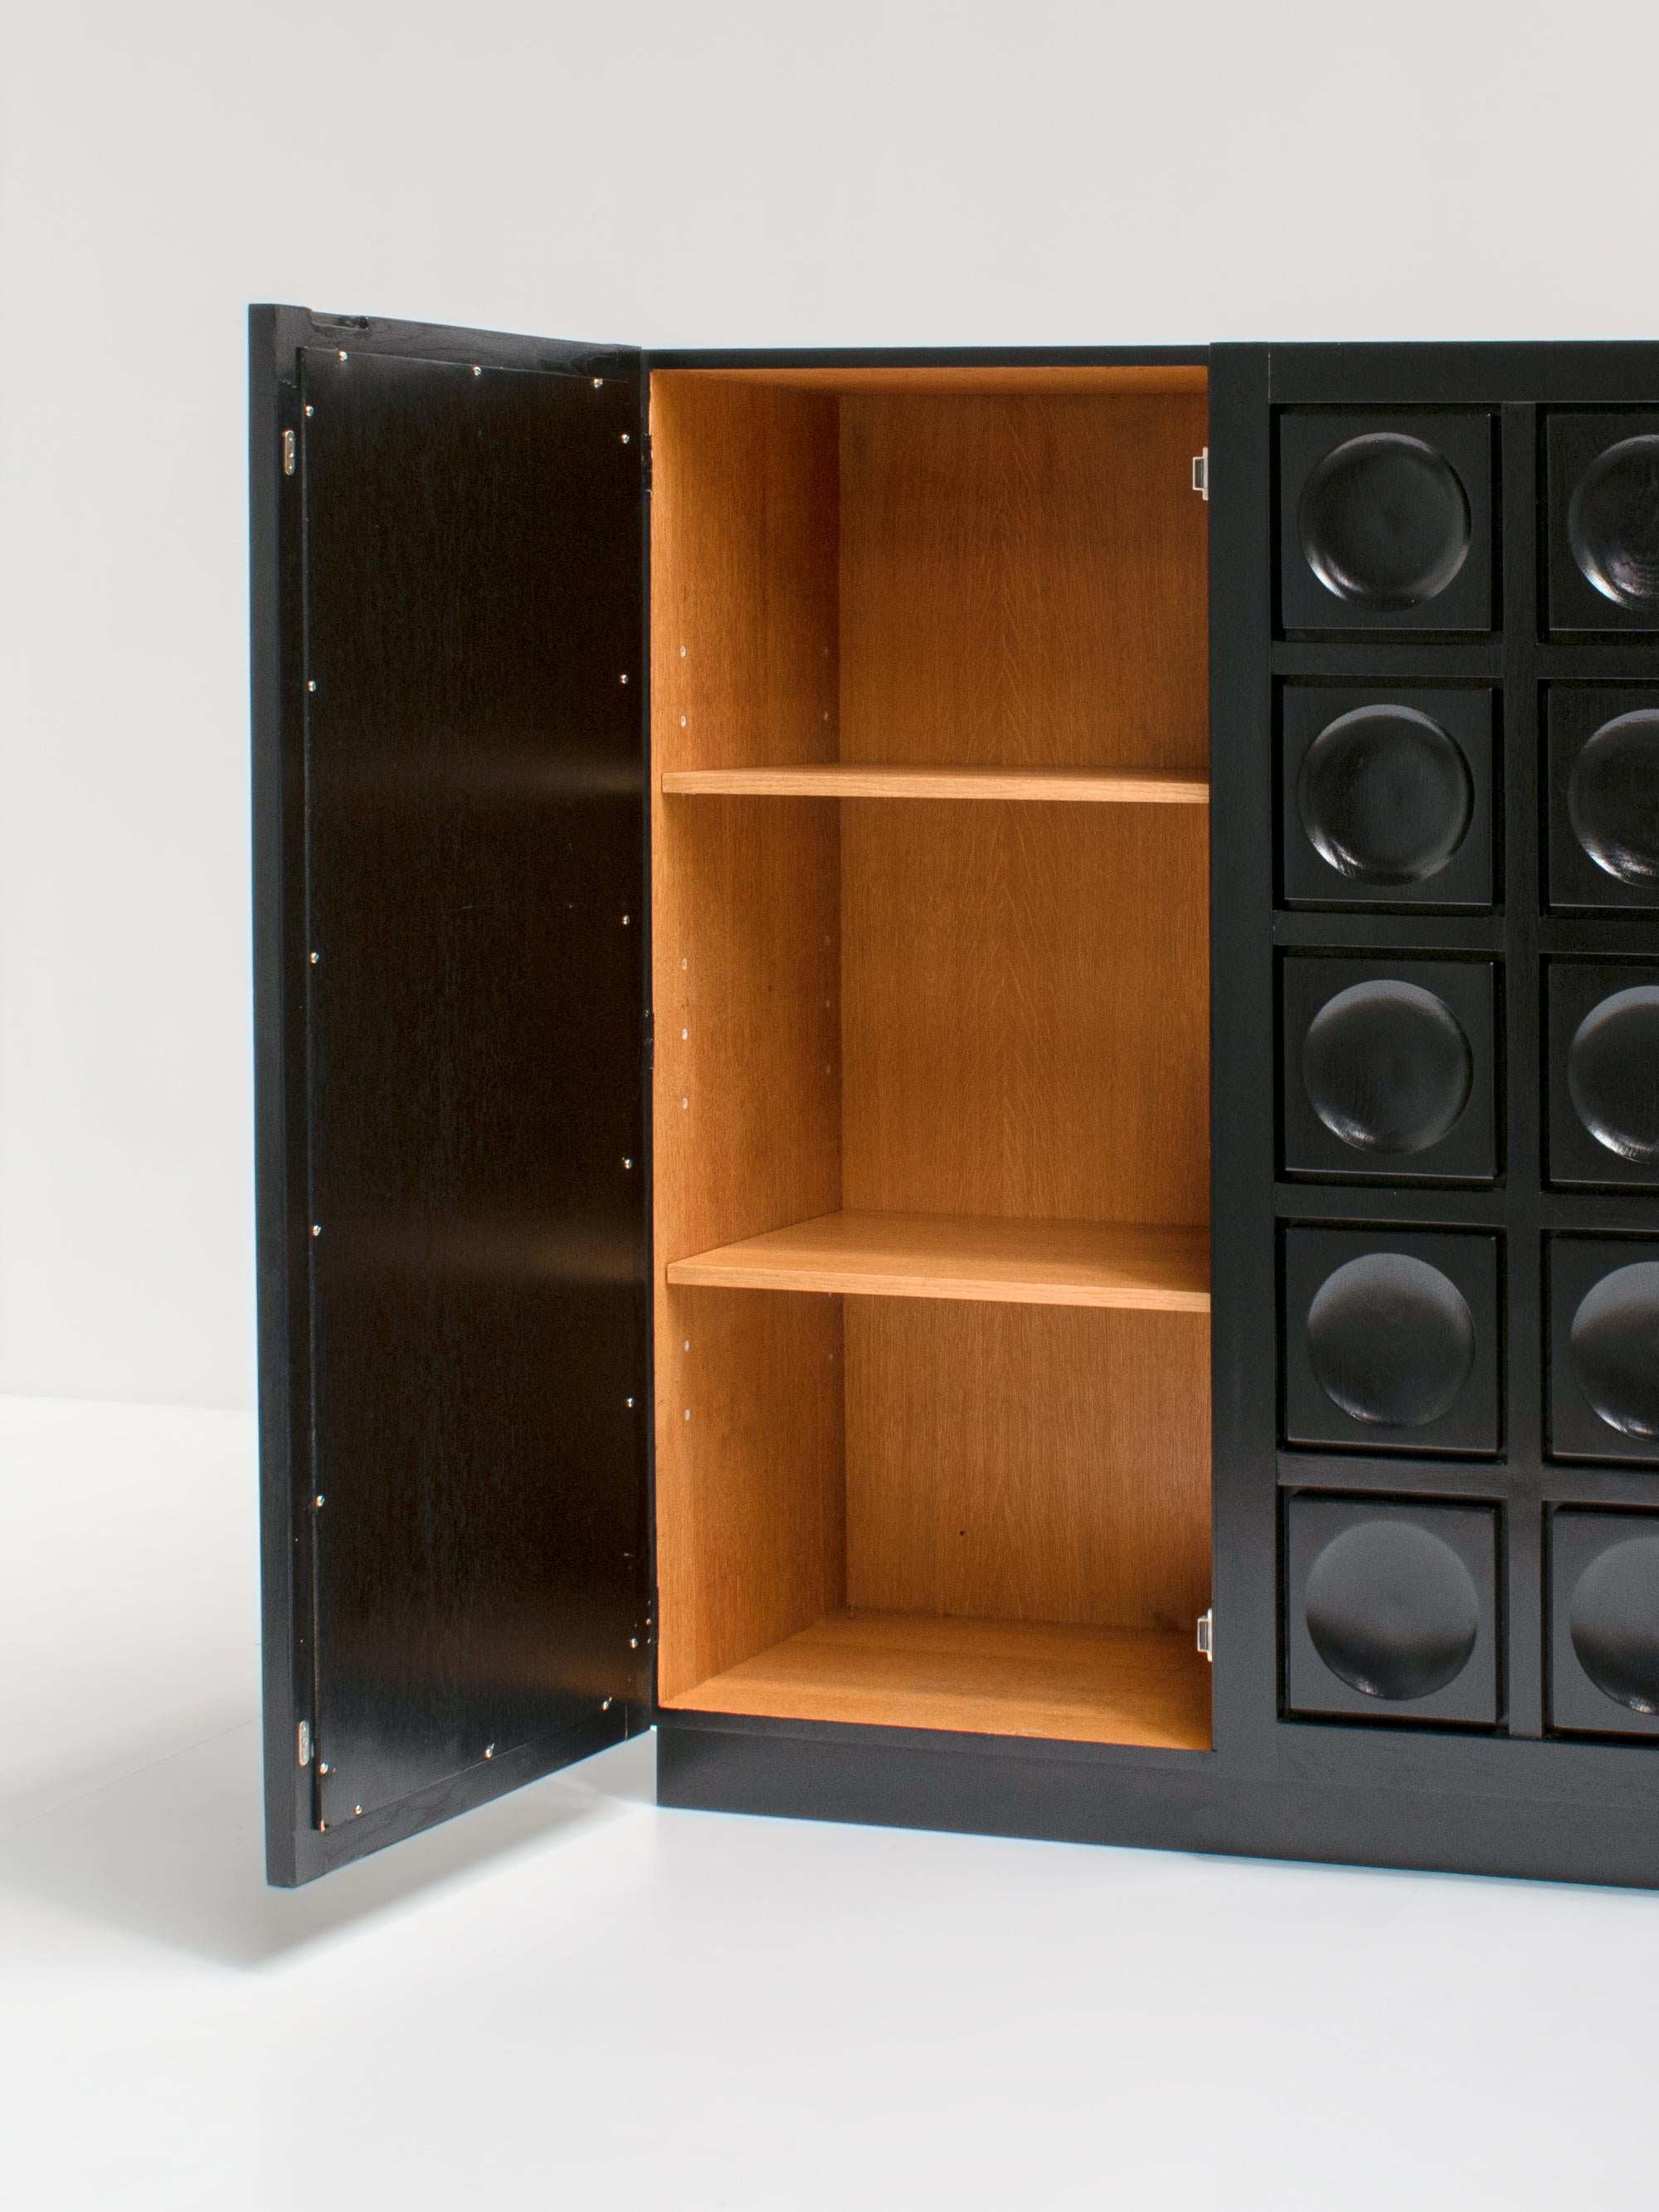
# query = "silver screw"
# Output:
<box><xmin>319</xmin><ymin>1821</ymin><xmax>328</xmax><ymax>1832</ymax></box>
<box><xmin>679</xmin><ymin>644</ymin><xmax>687</xmax><ymax>658</ymax></box>
<box><xmin>484</xmin><ymin>1743</ymin><xmax>495</xmax><ymax>1759</ymax></box>
<box><xmin>679</xmin><ymin>715</ymin><xmax>687</xmax><ymax>728</ymax></box>
<box><xmin>622</xmin><ymin>912</ymin><xmax>631</xmax><ymax>925</ymax></box>
<box><xmin>592</xmin><ymin>377</ymin><xmax>604</xmax><ymax>388</ymax></box>
<box><xmin>601</xmin><ymin>1696</ymin><xmax>613</xmax><ymax>1710</ymax></box>
<box><xmin>337</xmin><ymin>350</ymin><xmax>348</xmax><ymax>362</ymax></box>
<box><xmin>682</xmin><ymin>1339</ymin><xmax>690</xmax><ymax>1351</ymax></box>
<box><xmin>625</xmin><ymin>1396</ymin><xmax>635</xmax><ymax>1408</ymax></box>
<box><xmin>680</xmin><ymin>1096</ymin><xmax>688</xmax><ymax>1110</ymax></box>
<box><xmin>311</xmin><ymin>1223</ymin><xmax>321</xmax><ymax>1237</ymax></box>
<box><xmin>309</xmin><ymin>950</ymin><xmax>319</xmax><ymax>965</ymax></box>
<box><xmin>304</xmin><ymin>404</ymin><xmax>314</xmax><ymax>417</ymax></box>
<box><xmin>683</xmin><ymin>1407</ymin><xmax>691</xmax><ymax>1421</ymax></box>
<box><xmin>620</xmin><ymin>672</ymin><xmax>630</xmax><ymax>685</ymax></box>
<box><xmin>319</xmin><ymin>1762</ymin><xmax>329</xmax><ymax>1775</ymax></box>
<box><xmin>314</xmin><ymin>1494</ymin><xmax>325</xmax><ymax>1508</ymax></box>
<box><xmin>306</xmin><ymin>679</ymin><xmax>317</xmax><ymax>693</ymax></box>
<box><xmin>354</xmin><ymin>1803</ymin><xmax>362</xmax><ymax>1816</ymax></box>
<box><xmin>629</xmin><ymin>1637</ymin><xmax>639</xmax><ymax>1650</ymax></box>
<box><xmin>470</xmin><ymin>365</ymin><xmax>480</xmax><ymax>377</ymax></box>
<box><xmin>620</xmin><ymin>431</ymin><xmax>631</xmax><ymax>444</ymax></box>
<box><xmin>623</xmin><ymin>1156</ymin><xmax>633</xmax><ymax>1169</ymax></box>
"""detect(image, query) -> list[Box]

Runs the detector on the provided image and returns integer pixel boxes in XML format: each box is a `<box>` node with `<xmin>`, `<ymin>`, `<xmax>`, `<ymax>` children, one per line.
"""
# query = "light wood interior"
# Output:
<box><xmin>663</xmin><ymin>764</ymin><xmax>1208</xmax><ymax>803</ymax></box>
<box><xmin>684</xmin><ymin>362</ymin><xmax>1207</xmax><ymax>396</ymax></box>
<box><xmin>649</xmin><ymin>363</ymin><xmax>1211</xmax><ymax>1753</ymax></box>
<box><xmin>667</xmin><ymin>1210</ymin><xmax>1209</xmax><ymax>1310</ymax></box>
<box><xmin>661</xmin><ymin>1612</ymin><xmax>1208</xmax><ymax>1749</ymax></box>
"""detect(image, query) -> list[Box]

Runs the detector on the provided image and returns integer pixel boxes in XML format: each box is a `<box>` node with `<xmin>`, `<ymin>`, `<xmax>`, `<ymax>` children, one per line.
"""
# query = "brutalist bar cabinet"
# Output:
<box><xmin>251</xmin><ymin>306</ymin><xmax>1659</xmax><ymax>1888</ymax></box>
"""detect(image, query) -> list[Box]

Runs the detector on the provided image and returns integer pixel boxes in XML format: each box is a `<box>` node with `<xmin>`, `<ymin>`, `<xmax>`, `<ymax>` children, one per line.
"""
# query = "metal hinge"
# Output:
<box><xmin>282</xmin><ymin>427</ymin><xmax>296</xmax><ymax>477</ymax></box>
<box><xmin>1191</xmin><ymin>449</ymin><xmax>1209</xmax><ymax>502</ymax></box>
<box><xmin>1196</xmin><ymin>1608</ymin><xmax>1214</xmax><ymax>1662</ymax></box>
<box><xmin>296</xmin><ymin>1719</ymin><xmax>312</xmax><ymax>1767</ymax></box>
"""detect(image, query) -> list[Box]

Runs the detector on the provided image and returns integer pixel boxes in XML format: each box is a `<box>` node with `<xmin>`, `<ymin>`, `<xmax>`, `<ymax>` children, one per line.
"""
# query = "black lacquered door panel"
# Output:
<box><xmin>251</xmin><ymin>309</ymin><xmax>650</xmax><ymax>1884</ymax></box>
<box><xmin>1198</xmin><ymin>343</ymin><xmax>1659</xmax><ymax>1884</ymax></box>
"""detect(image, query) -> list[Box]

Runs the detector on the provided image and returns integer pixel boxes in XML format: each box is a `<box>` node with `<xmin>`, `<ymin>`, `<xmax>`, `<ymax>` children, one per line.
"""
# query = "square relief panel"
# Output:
<box><xmin>1285</xmin><ymin>1492</ymin><xmax>1500</xmax><ymax>1725</ymax></box>
<box><xmin>1546</xmin><ymin>687</ymin><xmax>1659</xmax><ymax>911</ymax></box>
<box><xmin>1546</xmin><ymin>412</ymin><xmax>1659</xmax><ymax>634</ymax></box>
<box><xmin>1282</xmin><ymin>684</ymin><xmax>1496</xmax><ymax>911</ymax></box>
<box><xmin>1282</xmin><ymin>1224</ymin><xmax>1501</xmax><ymax>1456</ymax></box>
<box><xmin>1548</xmin><ymin>1236</ymin><xmax>1659</xmax><ymax>1465</ymax></box>
<box><xmin>1279</xmin><ymin>411</ymin><xmax>1495</xmax><ymax>636</ymax></box>
<box><xmin>1283</xmin><ymin>955</ymin><xmax>1497</xmax><ymax>1183</ymax></box>
<box><xmin>1550</xmin><ymin>1510</ymin><xmax>1659</xmax><ymax>1738</ymax></box>
<box><xmin>1546</xmin><ymin>962</ymin><xmax>1659</xmax><ymax>1189</ymax></box>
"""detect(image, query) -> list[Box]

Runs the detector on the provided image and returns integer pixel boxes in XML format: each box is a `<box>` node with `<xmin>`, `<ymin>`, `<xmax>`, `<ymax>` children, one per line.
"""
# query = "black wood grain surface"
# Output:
<box><xmin>252</xmin><ymin>309</ymin><xmax>651</xmax><ymax>1881</ymax></box>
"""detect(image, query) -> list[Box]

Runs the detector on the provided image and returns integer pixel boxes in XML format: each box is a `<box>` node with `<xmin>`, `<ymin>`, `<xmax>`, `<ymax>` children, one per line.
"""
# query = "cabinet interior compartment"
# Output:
<box><xmin>648</xmin><ymin>361</ymin><xmax>1212</xmax><ymax>1751</ymax></box>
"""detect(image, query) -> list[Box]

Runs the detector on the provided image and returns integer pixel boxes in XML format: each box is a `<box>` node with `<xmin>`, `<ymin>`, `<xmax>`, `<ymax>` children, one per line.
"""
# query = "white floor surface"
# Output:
<box><xmin>3</xmin><ymin>1393</ymin><xmax>1657</xmax><ymax>2209</ymax></box>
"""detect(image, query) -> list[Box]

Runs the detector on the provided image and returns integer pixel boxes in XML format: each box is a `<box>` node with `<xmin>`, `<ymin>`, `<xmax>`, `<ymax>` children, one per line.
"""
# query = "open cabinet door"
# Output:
<box><xmin>250</xmin><ymin>306</ymin><xmax>651</xmax><ymax>1884</ymax></box>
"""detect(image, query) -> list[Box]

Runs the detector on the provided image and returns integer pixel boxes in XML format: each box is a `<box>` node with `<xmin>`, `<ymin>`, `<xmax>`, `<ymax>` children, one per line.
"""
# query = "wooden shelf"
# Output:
<box><xmin>662</xmin><ymin>763</ymin><xmax>1209</xmax><ymax>805</ymax></box>
<box><xmin>665</xmin><ymin>1210</ymin><xmax>1209</xmax><ymax>1311</ymax></box>
<box><xmin>663</xmin><ymin>1610</ymin><xmax>1212</xmax><ymax>1749</ymax></box>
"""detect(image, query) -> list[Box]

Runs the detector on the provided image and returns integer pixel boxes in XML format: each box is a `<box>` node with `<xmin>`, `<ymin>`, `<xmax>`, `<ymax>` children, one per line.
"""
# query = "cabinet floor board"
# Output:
<box><xmin>663</xmin><ymin>1610</ymin><xmax>1213</xmax><ymax>1749</ymax></box>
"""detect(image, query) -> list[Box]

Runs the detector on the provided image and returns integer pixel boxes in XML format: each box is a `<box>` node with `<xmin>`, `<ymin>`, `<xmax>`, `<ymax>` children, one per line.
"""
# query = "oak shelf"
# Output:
<box><xmin>664</xmin><ymin>1209</ymin><xmax>1210</xmax><ymax>1311</ymax></box>
<box><xmin>663</xmin><ymin>1610</ymin><xmax>1212</xmax><ymax>1749</ymax></box>
<box><xmin>661</xmin><ymin>763</ymin><xmax>1209</xmax><ymax>805</ymax></box>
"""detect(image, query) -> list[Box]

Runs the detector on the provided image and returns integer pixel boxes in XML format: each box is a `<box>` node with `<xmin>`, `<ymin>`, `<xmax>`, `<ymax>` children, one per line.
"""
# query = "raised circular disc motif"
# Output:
<box><xmin>1569</xmin><ymin>1262</ymin><xmax>1659</xmax><ymax>1438</ymax></box>
<box><xmin>1567</xmin><ymin>987</ymin><xmax>1659</xmax><ymax>1163</ymax></box>
<box><xmin>1305</xmin><ymin>1519</ymin><xmax>1481</xmax><ymax>1700</ymax></box>
<box><xmin>1297</xmin><ymin>433</ymin><xmax>1472</xmax><ymax>610</ymax></box>
<box><xmin>1297</xmin><ymin>705</ymin><xmax>1473</xmax><ymax>884</ymax></box>
<box><xmin>1306</xmin><ymin>1252</ymin><xmax>1477</xmax><ymax>1427</ymax></box>
<box><xmin>1568</xmin><ymin>1537</ymin><xmax>1659</xmax><ymax>1714</ymax></box>
<box><xmin>1301</xmin><ymin>980</ymin><xmax>1473</xmax><ymax>1155</ymax></box>
<box><xmin>1568</xmin><ymin>710</ymin><xmax>1659</xmax><ymax>884</ymax></box>
<box><xmin>1568</xmin><ymin>435</ymin><xmax>1659</xmax><ymax>610</ymax></box>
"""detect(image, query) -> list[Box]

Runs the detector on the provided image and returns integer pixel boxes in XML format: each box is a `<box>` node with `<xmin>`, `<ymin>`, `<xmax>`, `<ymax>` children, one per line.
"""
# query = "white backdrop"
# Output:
<box><xmin>2</xmin><ymin>0</ymin><xmax>1656</xmax><ymax>1409</ymax></box>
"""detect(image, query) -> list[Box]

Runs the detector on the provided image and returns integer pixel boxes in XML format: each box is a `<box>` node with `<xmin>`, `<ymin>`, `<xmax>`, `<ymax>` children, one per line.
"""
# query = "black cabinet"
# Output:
<box><xmin>252</xmin><ymin>315</ymin><xmax>1659</xmax><ymax>1894</ymax></box>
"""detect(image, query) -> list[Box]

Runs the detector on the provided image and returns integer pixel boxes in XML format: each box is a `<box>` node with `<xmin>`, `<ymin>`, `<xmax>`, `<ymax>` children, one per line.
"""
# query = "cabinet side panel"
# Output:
<box><xmin>649</xmin><ymin>375</ymin><xmax>847</xmax><ymax>1696</ymax></box>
